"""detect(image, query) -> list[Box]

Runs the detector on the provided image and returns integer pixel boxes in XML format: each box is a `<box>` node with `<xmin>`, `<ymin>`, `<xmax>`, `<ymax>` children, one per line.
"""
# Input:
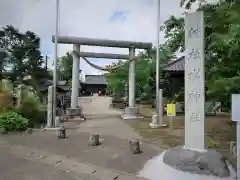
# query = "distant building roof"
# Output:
<box><xmin>84</xmin><ymin>75</ymin><xmax>107</xmax><ymax>85</ymax></box>
<box><xmin>162</xmin><ymin>56</ymin><xmax>185</xmax><ymax>72</ymax></box>
<box><xmin>39</xmin><ymin>80</ymin><xmax>71</xmax><ymax>92</ymax></box>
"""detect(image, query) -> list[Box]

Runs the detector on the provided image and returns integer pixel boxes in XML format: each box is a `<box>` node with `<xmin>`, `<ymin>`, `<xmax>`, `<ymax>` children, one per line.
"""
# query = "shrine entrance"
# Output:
<box><xmin>52</xmin><ymin>36</ymin><xmax>152</xmax><ymax>121</ymax></box>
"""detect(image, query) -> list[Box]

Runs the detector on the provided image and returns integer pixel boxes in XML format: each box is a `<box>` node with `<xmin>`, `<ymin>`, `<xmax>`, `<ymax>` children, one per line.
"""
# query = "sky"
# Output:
<box><xmin>0</xmin><ymin>0</ymin><xmax>185</xmax><ymax>78</ymax></box>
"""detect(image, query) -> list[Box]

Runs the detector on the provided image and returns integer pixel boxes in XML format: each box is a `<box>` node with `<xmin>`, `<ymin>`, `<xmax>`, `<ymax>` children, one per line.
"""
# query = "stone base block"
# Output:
<box><xmin>121</xmin><ymin>106</ymin><xmax>143</xmax><ymax>120</ymax></box>
<box><xmin>66</xmin><ymin>108</ymin><xmax>82</xmax><ymax>117</ymax></box>
<box><xmin>149</xmin><ymin>114</ymin><xmax>168</xmax><ymax>128</ymax></box>
<box><xmin>162</xmin><ymin>146</ymin><xmax>232</xmax><ymax>177</ymax></box>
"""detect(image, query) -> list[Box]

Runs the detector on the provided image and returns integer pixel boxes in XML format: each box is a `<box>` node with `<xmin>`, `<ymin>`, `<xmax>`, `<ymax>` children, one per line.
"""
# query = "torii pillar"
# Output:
<box><xmin>121</xmin><ymin>47</ymin><xmax>143</xmax><ymax>120</ymax></box>
<box><xmin>67</xmin><ymin>44</ymin><xmax>82</xmax><ymax>116</ymax></box>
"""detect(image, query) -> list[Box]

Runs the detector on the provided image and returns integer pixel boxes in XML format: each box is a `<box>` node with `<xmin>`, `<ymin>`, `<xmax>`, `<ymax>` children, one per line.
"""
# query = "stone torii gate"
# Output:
<box><xmin>52</xmin><ymin>36</ymin><xmax>152</xmax><ymax>120</ymax></box>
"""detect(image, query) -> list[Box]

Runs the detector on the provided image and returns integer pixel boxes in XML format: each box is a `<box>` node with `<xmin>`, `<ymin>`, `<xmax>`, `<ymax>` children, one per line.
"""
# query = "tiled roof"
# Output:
<box><xmin>39</xmin><ymin>80</ymin><xmax>72</xmax><ymax>92</ymax></box>
<box><xmin>84</xmin><ymin>75</ymin><xmax>107</xmax><ymax>85</ymax></box>
<box><xmin>162</xmin><ymin>56</ymin><xmax>185</xmax><ymax>72</ymax></box>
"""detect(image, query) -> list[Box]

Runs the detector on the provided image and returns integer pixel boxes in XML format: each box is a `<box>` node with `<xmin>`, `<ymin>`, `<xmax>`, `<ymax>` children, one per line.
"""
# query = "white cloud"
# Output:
<box><xmin>0</xmin><ymin>0</ymin><xmax>184</xmax><ymax>75</ymax></box>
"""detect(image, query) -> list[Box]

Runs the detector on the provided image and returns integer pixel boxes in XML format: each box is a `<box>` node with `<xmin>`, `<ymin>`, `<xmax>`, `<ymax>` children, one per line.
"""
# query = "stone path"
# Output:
<box><xmin>79</xmin><ymin>95</ymin><xmax>122</xmax><ymax>117</ymax></box>
<box><xmin>2</xmin><ymin>131</ymin><xmax>158</xmax><ymax>174</ymax></box>
<box><xmin>0</xmin><ymin>140</ymin><xmax>145</xmax><ymax>180</ymax></box>
<box><xmin>0</xmin><ymin>95</ymin><xmax>161</xmax><ymax>179</ymax></box>
<box><xmin>77</xmin><ymin>95</ymin><xmax>142</xmax><ymax>140</ymax></box>
<box><xmin>0</xmin><ymin>149</ymin><xmax>87</xmax><ymax>180</ymax></box>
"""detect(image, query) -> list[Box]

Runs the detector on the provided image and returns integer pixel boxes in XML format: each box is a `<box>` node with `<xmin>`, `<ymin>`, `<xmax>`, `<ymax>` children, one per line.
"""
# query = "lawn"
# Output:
<box><xmin>125</xmin><ymin>105</ymin><xmax>235</xmax><ymax>154</ymax></box>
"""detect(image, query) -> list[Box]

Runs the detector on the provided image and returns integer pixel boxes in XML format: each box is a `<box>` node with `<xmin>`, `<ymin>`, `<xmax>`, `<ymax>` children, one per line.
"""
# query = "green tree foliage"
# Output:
<box><xmin>106</xmin><ymin>44</ymin><xmax>175</xmax><ymax>98</ymax></box>
<box><xmin>0</xmin><ymin>25</ymin><xmax>51</xmax><ymax>89</ymax></box>
<box><xmin>159</xmin><ymin>0</ymin><xmax>240</xmax><ymax>108</ymax></box>
<box><xmin>58</xmin><ymin>52</ymin><xmax>73</xmax><ymax>83</ymax></box>
<box><xmin>106</xmin><ymin>0</ymin><xmax>240</xmax><ymax>107</ymax></box>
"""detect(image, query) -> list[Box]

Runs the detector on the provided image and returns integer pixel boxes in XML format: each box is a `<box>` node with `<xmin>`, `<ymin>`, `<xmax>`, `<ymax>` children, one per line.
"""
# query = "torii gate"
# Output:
<box><xmin>52</xmin><ymin>36</ymin><xmax>152</xmax><ymax>120</ymax></box>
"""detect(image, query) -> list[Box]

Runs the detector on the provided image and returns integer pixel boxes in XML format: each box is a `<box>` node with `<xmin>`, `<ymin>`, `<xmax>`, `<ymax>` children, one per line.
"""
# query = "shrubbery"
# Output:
<box><xmin>0</xmin><ymin>80</ymin><xmax>47</xmax><ymax>131</ymax></box>
<box><xmin>0</xmin><ymin>110</ymin><xmax>28</xmax><ymax>132</ymax></box>
<box><xmin>17</xmin><ymin>96</ymin><xmax>46</xmax><ymax>128</ymax></box>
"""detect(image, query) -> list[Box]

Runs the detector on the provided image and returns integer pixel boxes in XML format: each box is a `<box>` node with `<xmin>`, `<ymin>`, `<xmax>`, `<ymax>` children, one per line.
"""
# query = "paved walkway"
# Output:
<box><xmin>0</xmin><ymin>95</ymin><xmax>160</xmax><ymax>180</ymax></box>
<box><xmin>0</xmin><ymin>140</ymin><xmax>145</xmax><ymax>180</ymax></box>
<box><xmin>0</xmin><ymin>145</ymin><xmax>91</xmax><ymax>180</ymax></box>
<box><xmin>77</xmin><ymin>95</ymin><xmax>141</xmax><ymax>140</ymax></box>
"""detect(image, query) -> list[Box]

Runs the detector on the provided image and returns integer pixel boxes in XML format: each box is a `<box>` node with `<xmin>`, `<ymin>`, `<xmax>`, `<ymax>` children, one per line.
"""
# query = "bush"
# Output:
<box><xmin>17</xmin><ymin>96</ymin><xmax>46</xmax><ymax>128</ymax></box>
<box><xmin>0</xmin><ymin>110</ymin><xmax>28</xmax><ymax>132</ymax></box>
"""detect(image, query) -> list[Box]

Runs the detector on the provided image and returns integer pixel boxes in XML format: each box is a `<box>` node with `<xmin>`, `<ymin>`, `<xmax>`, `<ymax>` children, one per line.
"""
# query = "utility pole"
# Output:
<box><xmin>150</xmin><ymin>0</ymin><xmax>163</xmax><ymax>128</ymax></box>
<box><xmin>45</xmin><ymin>53</ymin><xmax>48</xmax><ymax>71</ymax></box>
<box><xmin>53</xmin><ymin>0</ymin><xmax>60</xmax><ymax>127</ymax></box>
<box><xmin>155</xmin><ymin>0</ymin><xmax>161</xmax><ymax>125</ymax></box>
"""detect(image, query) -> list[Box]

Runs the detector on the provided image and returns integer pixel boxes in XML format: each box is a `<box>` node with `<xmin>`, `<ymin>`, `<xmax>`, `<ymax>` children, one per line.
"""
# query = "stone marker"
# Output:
<box><xmin>231</xmin><ymin>94</ymin><xmax>240</xmax><ymax>179</ymax></box>
<box><xmin>160</xmin><ymin>11</ymin><xmax>234</xmax><ymax>179</ymax></box>
<box><xmin>88</xmin><ymin>134</ymin><xmax>100</xmax><ymax>146</ymax></box>
<box><xmin>129</xmin><ymin>140</ymin><xmax>141</xmax><ymax>154</ymax></box>
<box><xmin>184</xmin><ymin>11</ymin><xmax>205</xmax><ymax>150</ymax></box>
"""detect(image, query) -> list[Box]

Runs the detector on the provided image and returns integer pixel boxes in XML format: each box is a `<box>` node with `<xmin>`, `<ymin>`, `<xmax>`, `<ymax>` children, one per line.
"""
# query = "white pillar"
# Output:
<box><xmin>47</xmin><ymin>86</ymin><xmax>53</xmax><ymax>127</ymax></box>
<box><xmin>184</xmin><ymin>11</ymin><xmax>205</xmax><ymax>150</ymax></box>
<box><xmin>150</xmin><ymin>89</ymin><xmax>163</xmax><ymax>128</ymax></box>
<box><xmin>71</xmin><ymin>44</ymin><xmax>80</xmax><ymax>108</ymax></box>
<box><xmin>158</xmin><ymin>89</ymin><xmax>163</xmax><ymax>121</ymax></box>
<box><xmin>128</xmin><ymin>47</ymin><xmax>135</xmax><ymax>107</ymax></box>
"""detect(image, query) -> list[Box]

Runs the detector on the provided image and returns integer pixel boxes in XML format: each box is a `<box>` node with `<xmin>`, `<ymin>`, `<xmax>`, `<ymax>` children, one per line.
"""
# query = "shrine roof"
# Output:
<box><xmin>162</xmin><ymin>56</ymin><xmax>185</xmax><ymax>72</ymax></box>
<box><xmin>84</xmin><ymin>75</ymin><xmax>107</xmax><ymax>85</ymax></box>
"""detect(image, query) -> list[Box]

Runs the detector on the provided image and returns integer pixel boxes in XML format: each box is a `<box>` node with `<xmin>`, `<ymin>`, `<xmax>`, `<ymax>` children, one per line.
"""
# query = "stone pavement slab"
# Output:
<box><xmin>1</xmin><ymin>131</ymin><xmax>158</xmax><ymax>174</ymax></box>
<box><xmin>0</xmin><ymin>141</ymin><xmax>147</xmax><ymax>180</ymax></box>
<box><xmin>0</xmin><ymin>147</ymin><xmax>95</xmax><ymax>180</ymax></box>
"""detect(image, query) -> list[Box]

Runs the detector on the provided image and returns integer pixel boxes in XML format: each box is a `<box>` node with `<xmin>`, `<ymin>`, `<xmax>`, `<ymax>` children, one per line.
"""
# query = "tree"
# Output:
<box><xmin>160</xmin><ymin>16</ymin><xmax>184</xmax><ymax>53</ymax></box>
<box><xmin>180</xmin><ymin>0</ymin><xmax>198</xmax><ymax>9</ymax></box>
<box><xmin>0</xmin><ymin>25</ymin><xmax>50</xmax><ymax>89</ymax></box>
<box><xmin>207</xmin><ymin>24</ymin><xmax>240</xmax><ymax>107</ymax></box>
<box><xmin>106</xmin><ymin>42</ymin><xmax>175</xmax><ymax>98</ymax></box>
<box><xmin>58</xmin><ymin>52</ymin><xmax>73</xmax><ymax>82</ymax></box>
<box><xmin>171</xmin><ymin>0</ymin><xmax>240</xmax><ymax>108</ymax></box>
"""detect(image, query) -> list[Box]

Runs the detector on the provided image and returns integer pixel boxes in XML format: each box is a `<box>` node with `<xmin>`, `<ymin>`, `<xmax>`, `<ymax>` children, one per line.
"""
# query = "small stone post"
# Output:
<box><xmin>57</xmin><ymin>125</ymin><xmax>66</xmax><ymax>139</ymax></box>
<box><xmin>129</xmin><ymin>140</ymin><xmax>141</xmax><ymax>154</ymax></box>
<box><xmin>88</xmin><ymin>134</ymin><xmax>100</xmax><ymax>146</ymax></box>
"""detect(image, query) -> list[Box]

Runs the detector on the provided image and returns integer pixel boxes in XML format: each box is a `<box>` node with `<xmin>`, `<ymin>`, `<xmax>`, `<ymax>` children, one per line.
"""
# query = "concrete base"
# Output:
<box><xmin>121</xmin><ymin>106</ymin><xmax>143</xmax><ymax>120</ymax></box>
<box><xmin>138</xmin><ymin>149</ymin><xmax>236</xmax><ymax>180</ymax></box>
<box><xmin>66</xmin><ymin>108</ymin><xmax>82</xmax><ymax>117</ymax></box>
<box><xmin>43</xmin><ymin>127</ymin><xmax>60</xmax><ymax>131</ymax></box>
<box><xmin>66</xmin><ymin>115</ymin><xmax>86</xmax><ymax>121</ymax></box>
<box><xmin>149</xmin><ymin>114</ymin><xmax>167</xmax><ymax>128</ymax></box>
<box><xmin>162</xmin><ymin>146</ymin><xmax>233</xmax><ymax>178</ymax></box>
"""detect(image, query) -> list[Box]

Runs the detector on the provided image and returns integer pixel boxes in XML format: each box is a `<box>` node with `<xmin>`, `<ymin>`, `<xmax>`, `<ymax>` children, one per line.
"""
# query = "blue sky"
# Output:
<box><xmin>0</xmin><ymin>0</ymin><xmax>184</xmax><ymax>76</ymax></box>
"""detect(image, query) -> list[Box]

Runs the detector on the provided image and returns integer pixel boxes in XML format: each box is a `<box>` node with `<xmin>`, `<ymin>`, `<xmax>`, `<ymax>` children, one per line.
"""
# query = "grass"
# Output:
<box><xmin>125</xmin><ymin>105</ymin><xmax>235</xmax><ymax>153</ymax></box>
